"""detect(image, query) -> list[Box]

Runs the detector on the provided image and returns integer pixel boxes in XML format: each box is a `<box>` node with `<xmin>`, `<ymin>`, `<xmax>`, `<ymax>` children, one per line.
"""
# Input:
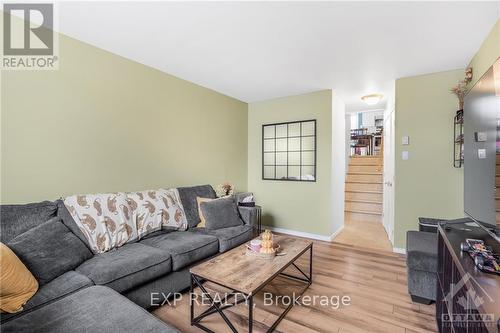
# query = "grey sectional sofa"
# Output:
<box><xmin>406</xmin><ymin>230</ymin><xmax>438</xmax><ymax>304</ymax></box>
<box><xmin>0</xmin><ymin>185</ymin><xmax>257</xmax><ymax>332</ymax></box>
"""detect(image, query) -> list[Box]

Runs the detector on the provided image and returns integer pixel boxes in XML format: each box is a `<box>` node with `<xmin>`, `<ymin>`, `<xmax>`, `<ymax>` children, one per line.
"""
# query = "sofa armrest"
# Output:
<box><xmin>234</xmin><ymin>192</ymin><xmax>253</xmax><ymax>204</ymax></box>
<box><xmin>238</xmin><ymin>205</ymin><xmax>260</xmax><ymax>227</ymax></box>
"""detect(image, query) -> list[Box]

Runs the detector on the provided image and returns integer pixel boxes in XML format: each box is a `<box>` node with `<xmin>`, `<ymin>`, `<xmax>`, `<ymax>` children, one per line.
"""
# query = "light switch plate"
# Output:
<box><xmin>478</xmin><ymin>149</ymin><xmax>486</xmax><ymax>159</ymax></box>
<box><xmin>402</xmin><ymin>136</ymin><xmax>410</xmax><ymax>145</ymax></box>
<box><xmin>475</xmin><ymin>132</ymin><xmax>487</xmax><ymax>142</ymax></box>
<box><xmin>402</xmin><ymin>151</ymin><xmax>409</xmax><ymax>160</ymax></box>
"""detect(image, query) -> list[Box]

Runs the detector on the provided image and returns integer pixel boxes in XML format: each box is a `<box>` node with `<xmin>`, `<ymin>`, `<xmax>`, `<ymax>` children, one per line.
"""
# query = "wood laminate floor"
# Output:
<box><xmin>153</xmin><ymin>239</ymin><xmax>437</xmax><ymax>333</ymax></box>
<box><xmin>334</xmin><ymin>219</ymin><xmax>393</xmax><ymax>252</ymax></box>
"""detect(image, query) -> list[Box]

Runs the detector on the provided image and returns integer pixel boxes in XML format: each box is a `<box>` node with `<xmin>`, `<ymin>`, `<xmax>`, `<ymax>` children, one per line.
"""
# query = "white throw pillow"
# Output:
<box><xmin>157</xmin><ymin>188</ymin><xmax>188</xmax><ymax>231</ymax></box>
<box><xmin>126</xmin><ymin>190</ymin><xmax>164</xmax><ymax>240</ymax></box>
<box><xmin>126</xmin><ymin>188</ymin><xmax>187</xmax><ymax>239</ymax></box>
<box><xmin>64</xmin><ymin>192</ymin><xmax>137</xmax><ymax>254</ymax></box>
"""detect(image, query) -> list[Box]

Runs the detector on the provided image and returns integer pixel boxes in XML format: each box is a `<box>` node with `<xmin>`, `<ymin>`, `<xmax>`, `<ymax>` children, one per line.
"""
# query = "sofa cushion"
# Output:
<box><xmin>124</xmin><ymin>270</ymin><xmax>191</xmax><ymax>308</ymax></box>
<box><xmin>1</xmin><ymin>270</ymin><xmax>94</xmax><ymax>324</ymax></box>
<box><xmin>76</xmin><ymin>243</ymin><xmax>172</xmax><ymax>293</ymax></box>
<box><xmin>8</xmin><ymin>217</ymin><xmax>93</xmax><ymax>285</ymax></box>
<box><xmin>1</xmin><ymin>271</ymin><xmax>93</xmax><ymax>324</ymax></box>
<box><xmin>194</xmin><ymin>225</ymin><xmax>253</xmax><ymax>253</ymax></box>
<box><xmin>200</xmin><ymin>196</ymin><xmax>243</xmax><ymax>230</ymax></box>
<box><xmin>406</xmin><ymin>231</ymin><xmax>438</xmax><ymax>272</ymax></box>
<box><xmin>0</xmin><ymin>201</ymin><xmax>58</xmax><ymax>243</ymax></box>
<box><xmin>141</xmin><ymin>231</ymin><xmax>218</xmax><ymax>270</ymax></box>
<box><xmin>0</xmin><ymin>286</ymin><xmax>178</xmax><ymax>333</ymax></box>
<box><xmin>177</xmin><ymin>185</ymin><xmax>216</xmax><ymax>228</ymax></box>
<box><xmin>24</xmin><ymin>271</ymin><xmax>93</xmax><ymax>311</ymax></box>
<box><xmin>408</xmin><ymin>268</ymin><xmax>437</xmax><ymax>301</ymax></box>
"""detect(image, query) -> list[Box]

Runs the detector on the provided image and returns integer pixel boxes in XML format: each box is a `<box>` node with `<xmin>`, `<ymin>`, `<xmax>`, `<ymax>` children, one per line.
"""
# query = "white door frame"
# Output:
<box><xmin>383</xmin><ymin>98</ymin><xmax>395</xmax><ymax>244</ymax></box>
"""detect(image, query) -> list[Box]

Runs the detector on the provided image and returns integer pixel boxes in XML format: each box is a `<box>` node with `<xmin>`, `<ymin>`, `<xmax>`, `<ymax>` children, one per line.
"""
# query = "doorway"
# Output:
<box><xmin>383</xmin><ymin>102</ymin><xmax>395</xmax><ymax>245</ymax></box>
<box><xmin>335</xmin><ymin>107</ymin><xmax>394</xmax><ymax>252</ymax></box>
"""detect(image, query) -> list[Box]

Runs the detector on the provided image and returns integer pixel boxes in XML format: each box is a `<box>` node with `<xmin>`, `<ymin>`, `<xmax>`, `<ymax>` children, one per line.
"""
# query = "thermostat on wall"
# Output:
<box><xmin>475</xmin><ymin>132</ymin><xmax>487</xmax><ymax>142</ymax></box>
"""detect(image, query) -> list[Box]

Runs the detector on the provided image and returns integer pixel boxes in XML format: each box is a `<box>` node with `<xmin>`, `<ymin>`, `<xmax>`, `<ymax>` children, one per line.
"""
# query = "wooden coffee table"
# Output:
<box><xmin>189</xmin><ymin>236</ymin><xmax>313</xmax><ymax>333</ymax></box>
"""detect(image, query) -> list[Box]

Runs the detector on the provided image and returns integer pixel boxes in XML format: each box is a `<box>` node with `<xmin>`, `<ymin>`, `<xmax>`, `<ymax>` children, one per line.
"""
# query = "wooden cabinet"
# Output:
<box><xmin>437</xmin><ymin>220</ymin><xmax>500</xmax><ymax>333</ymax></box>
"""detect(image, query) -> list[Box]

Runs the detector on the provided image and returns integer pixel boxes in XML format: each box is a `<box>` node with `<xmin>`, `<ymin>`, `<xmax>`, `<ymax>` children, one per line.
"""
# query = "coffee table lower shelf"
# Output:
<box><xmin>190</xmin><ymin>244</ymin><xmax>313</xmax><ymax>333</ymax></box>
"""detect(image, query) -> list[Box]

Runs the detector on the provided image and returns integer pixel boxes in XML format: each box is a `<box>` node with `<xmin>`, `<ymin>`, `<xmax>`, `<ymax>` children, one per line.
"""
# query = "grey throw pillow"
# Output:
<box><xmin>7</xmin><ymin>217</ymin><xmax>93</xmax><ymax>285</ymax></box>
<box><xmin>0</xmin><ymin>201</ymin><xmax>58</xmax><ymax>243</ymax></box>
<box><xmin>200</xmin><ymin>196</ymin><xmax>243</xmax><ymax>230</ymax></box>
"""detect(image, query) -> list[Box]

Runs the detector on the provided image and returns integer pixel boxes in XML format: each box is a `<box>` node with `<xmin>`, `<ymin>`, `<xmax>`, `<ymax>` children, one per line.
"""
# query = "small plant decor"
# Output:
<box><xmin>450</xmin><ymin>67</ymin><xmax>473</xmax><ymax>110</ymax></box>
<box><xmin>216</xmin><ymin>182</ymin><xmax>234</xmax><ymax>198</ymax></box>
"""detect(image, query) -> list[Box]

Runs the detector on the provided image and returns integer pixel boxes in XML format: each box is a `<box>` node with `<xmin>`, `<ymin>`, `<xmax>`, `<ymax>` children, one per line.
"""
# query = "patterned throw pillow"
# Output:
<box><xmin>158</xmin><ymin>188</ymin><xmax>188</xmax><ymax>231</ymax></box>
<box><xmin>126</xmin><ymin>190</ymin><xmax>164</xmax><ymax>239</ymax></box>
<box><xmin>64</xmin><ymin>193</ymin><xmax>137</xmax><ymax>254</ymax></box>
<box><xmin>126</xmin><ymin>188</ymin><xmax>187</xmax><ymax>240</ymax></box>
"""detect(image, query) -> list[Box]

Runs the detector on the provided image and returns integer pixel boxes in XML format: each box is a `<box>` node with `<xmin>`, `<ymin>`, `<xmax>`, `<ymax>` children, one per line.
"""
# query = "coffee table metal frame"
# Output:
<box><xmin>190</xmin><ymin>243</ymin><xmax>313</xmax><ymax>333</ymax></box>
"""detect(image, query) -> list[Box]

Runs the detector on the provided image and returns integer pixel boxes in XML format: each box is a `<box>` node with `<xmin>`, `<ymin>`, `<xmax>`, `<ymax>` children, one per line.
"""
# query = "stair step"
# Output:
<box><xmin>345</xmin><ymin>191</ymin><xmax>383</xmax><ymax>202</ymax></box>
<box><xmin>345</xmin><ymin>182</ymin><xmax>383</xmax><ymax>192</ymax></box>
<box><xmin>345</xmin><ymin>211</ymin><xmax>382</xmax><ymax>223</ymax></box>
<box><xmin>345</xmin><ymin>209</ymin><xmax>382</xmax><ymax>216</ymax></box>
<box><xmin>346</xmin><ymin>173</ymin><xmax>383</xmax><ymax>183</ymax></box>
<box><xmin>349</xmin><ymin>165</ymin><xmax>383</xmax><ymax>173</ymax></box>
<box><xmin>346</xmin><ymin>180</ymin><xmax>383</xmax><ymax>184</ymax></box>
<box><xmin>349</xmin><ymin>157</ymin><xmax>383</xmax><ymax>166</ymax></box>
<box><xmin>345</xmin><ymin>189</ymin><xmax>383</xmax><ymax>194</ymax></box>
<box><xmin>345</xmin><ymin>201</ymin><xmax>382</xmax><ymax>213</ymax></box>
<box><xmin>345</xmin><ymin>155</ymin><xmax>384</xmax><ymax>222</ymax></box>
<box><xmin>347</xmin><ymin>172</ymin><xmax>382</xmax><ymax>175</ymax></box>
<box><xmin>346</xmin><ymin>199</ymin><xmax>383</xmax><ymax>204</ymax></box>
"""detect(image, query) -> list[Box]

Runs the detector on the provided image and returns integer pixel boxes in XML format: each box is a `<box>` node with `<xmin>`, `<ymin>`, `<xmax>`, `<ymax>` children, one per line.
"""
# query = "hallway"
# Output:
<box><xmin>334</xmin><ymin>219</ymin><xmax>393</xmax><ymax>252</ymax></box>
<box><xmin>340</xmin><ymin>155</ymin><xmax>393</xmax><ymax>252</ymax></box>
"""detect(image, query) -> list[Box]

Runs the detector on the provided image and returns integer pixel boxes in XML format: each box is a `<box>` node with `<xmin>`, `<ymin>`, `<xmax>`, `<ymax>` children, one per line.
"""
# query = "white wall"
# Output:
<box><xmin>345</xmin><ymin>114</ymin><xmax>351</xmax><ymax>172</ymax></box>
<box><xmin>350</xmin><ymin>114</ymin><xmax>358</xmax><ymax>130</ymax></box>
<box><xmin>331</xmin><ymin>94</ymin><xmax>346</xmax><ymax>236</ymax></box>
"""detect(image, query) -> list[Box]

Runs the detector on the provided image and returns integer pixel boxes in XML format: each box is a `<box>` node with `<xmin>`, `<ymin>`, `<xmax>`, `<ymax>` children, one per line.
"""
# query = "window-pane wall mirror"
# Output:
<box><xmin>262</xmin><ymin>119</ymin><xmax>316</xmax><ymax>182</ymax></box>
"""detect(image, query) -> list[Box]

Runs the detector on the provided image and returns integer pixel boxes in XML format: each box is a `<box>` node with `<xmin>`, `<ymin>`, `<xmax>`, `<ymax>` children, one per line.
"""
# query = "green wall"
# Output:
<box><xmin>1</xmin><ymin>32</ymin><xmax>248</xmax><ymax>203</ymax></box>
<box><xmin>393</xmin><ymin>19</ymin><xmax>499</xmax><ymax>249</ymax></box>
<box><xmin>248</xmin><ymin>90</ymin><xmax>334</xmax><ymax>237</ymax></box>
<box><xmin>394</xmin><ymin>70</ymin><xmax>465</xmax><ymax>248</ymax></box>
<box><xmin>467</xmin><ymin>19</ymin><xmax>499</xmax><ymax>88</ymax></box>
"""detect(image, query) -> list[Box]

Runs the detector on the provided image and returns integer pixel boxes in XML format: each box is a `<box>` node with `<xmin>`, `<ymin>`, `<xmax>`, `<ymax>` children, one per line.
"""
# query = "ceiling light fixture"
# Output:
<box><xmin>361</xmin><ymin>94</ymin><xmax>383</xmax><ymax>105</ymax></box>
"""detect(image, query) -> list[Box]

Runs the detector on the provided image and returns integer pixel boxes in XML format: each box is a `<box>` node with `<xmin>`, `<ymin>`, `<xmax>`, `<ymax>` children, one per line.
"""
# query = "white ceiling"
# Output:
<box><xmin>56</xmin><ymin>1</ymin><xmax>499</xmax><ymax>111</ymax></box>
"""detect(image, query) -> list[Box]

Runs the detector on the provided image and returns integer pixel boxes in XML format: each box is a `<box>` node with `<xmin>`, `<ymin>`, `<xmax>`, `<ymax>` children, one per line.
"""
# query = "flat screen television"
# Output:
<box><xmin>463</xmin><ymin>60</ymin><xmax>500</xmax><ymax>235</ymax></box>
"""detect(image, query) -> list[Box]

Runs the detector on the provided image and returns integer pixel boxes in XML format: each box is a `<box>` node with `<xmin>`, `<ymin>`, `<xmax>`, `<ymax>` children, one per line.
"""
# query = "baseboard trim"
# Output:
<box><xmin>393</xmin><ymin>247</ymin><xmax>406</xmax><ymax>254</ymax></box>
<box><xmin>330</xmin><ymin>225</ymin><xmax>344</xmax><ymax>241</ymax></box>
<box><xmin>265</xmin><ymin>226</ymin><xmax>340</xmax><ymax>242</ymax></box>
